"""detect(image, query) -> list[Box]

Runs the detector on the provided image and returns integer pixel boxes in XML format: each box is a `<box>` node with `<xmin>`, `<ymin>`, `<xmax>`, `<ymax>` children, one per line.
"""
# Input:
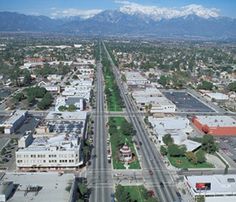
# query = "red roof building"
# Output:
<box><xmin>192</xmin><ymin>116</ymin><xmax>236</xmax><ymax>136</ymax></box>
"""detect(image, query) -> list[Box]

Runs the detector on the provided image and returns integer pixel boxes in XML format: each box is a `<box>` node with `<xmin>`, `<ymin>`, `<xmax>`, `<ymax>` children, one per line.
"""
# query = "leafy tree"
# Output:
<box><xmin>158</xmin><ymin>75</ymin><xmax>169</xmax><ymax>87</ymax></box>
<box><xmin>160</xmin><ymin>145</ymin><xmax>167</xmax><ymax>156</ymax></box>
<box><xmin>228</xmin><ymin>81</ymin><xmax>236</xmax><ymax>92</ymax></box>
<box><xmin>168</xmin><ymin>144</ymin><xmax>186</xmax><ymax>157</ymax></box>
<box><xmin>115</xmin><ymin>185</ymin><xmax>126</xmax><ymax>202</ymax></box>
<box><xmin>185</xmin><ymin>152</ymin><xmax>197</xmax><ymax>164</ymax></box>
<box><xmin>162</xmin><ymin>134</ymin><xmax>173</xmax><ymax>146</ymax></box>
<box><xmin>37</xmin><ymin>92</ymin><xmax>53</xmax><ymax>110</ymax></box>
<box><xmin>121</xmin><ymin>122</ymin><xmax>134</xmax><ymax>136</ymax></box>
<box><xmin>202</xmin><ymin>135</ymin><xmax>218</xmax><ymax>154</ymax></box>
<box><xmin>68</xmin><ymin>104</ymin><xmax>77</xmax><ymax>112</ymax></box>
<box><xmin>196</xmin><ymin>150</ymin><xmax>206</xmax><ymax>163</ymax></box>
<box><xmin>27</xmin><ymin>95</ymin><xmax>35</xmax><ymax>106</ymax></box>
<box><xmin>197</xmin><ymin>81</ymin><xmax>214</xmax><ymax>90</ymax></box>
<box><xmin>58</xmin><ymin>105</ymin><xmax>67</xmax><ymax>111</ymax></box>
<box><xmin>22</xmin><ymin>70</ymin><xmax>31</xmax><ymax>86</ymax></box>
<box><xmin>26</xmin><ymin>86</ymin><xmax>47</xmax><ymax>98</ymax></box>
<box><xmin>14</xmin><ymin>93</ymin><xmax>25</xmax><ymax>102</ymax></box>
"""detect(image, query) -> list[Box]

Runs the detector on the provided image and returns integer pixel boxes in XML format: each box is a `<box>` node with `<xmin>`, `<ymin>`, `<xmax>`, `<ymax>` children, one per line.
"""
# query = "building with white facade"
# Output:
<box><xmin>185</xmin><ymin>175</ymin><xmax>236</xmax><ymax>202</ymax></box>
<box><xmin>132</xmin><ymin>88</ymin><xmax>176</xmax><ymax>113</ymax></box>
<box><xmin>0</xmin><ymin>110</ymin><xmax>27</xmax><ymax>134</ymax></box>
<box><xmin>205</xmin><ymin>92</ymin><xmax>229</xmax><ymax>102</ymax></box>
<box><xmin>16</xmin><ymin>133</ymin><xmax>82</xmax><ymax>171</ymax></box>
<box><xmin>55</xmin><ymin>96</ymin><xmax>85</xmax><ymax>111</ymax></box>
<box><xmin>16</xmin><ymin>111</ymin><xmax>87</xmax><ymax>171</ymax></box>
<box><xmin>38</xmin><ymin>81</ymin><xmax>60</xmax><ymax>93</ymax></box>
<box><xmin>148</xmin><ymin>116</ymin><xmax>200</xmax><ymax>151</ymax></box>
<box><xmin>125</xmin><ymin>71</ymin><xmax>148</xmax><ymax>86</ymax></box>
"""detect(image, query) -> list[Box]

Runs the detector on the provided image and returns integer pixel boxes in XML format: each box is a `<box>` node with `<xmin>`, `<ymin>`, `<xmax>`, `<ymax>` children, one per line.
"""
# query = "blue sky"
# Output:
<box><xmin>0</xmin><ymin>0</ymin><xmax>235</xmax><ymax>18</ymax></box>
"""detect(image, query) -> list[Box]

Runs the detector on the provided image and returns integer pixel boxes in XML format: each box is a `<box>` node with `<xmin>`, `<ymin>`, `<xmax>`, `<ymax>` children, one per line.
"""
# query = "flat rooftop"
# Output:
<box><xmin>164</xmin><ymin>91</ymin><xmax>214</xmax><ymax>112</ymax></box>
<box><xmin>4</xmin><ymin>172</ymin><xmax>73</xmax><ymax>202</ymax></box>
<box><xmin>125</xmin><ymin>71</ymin><xmax>147</xmax><ymax>81</ymax></box>
<box><xmin>206</xmin><ymin>92</ymin><xmax>229</xmax><ymax>100</ymax></box>
<box><xmin>186</xmin><ymin>174</ymin><xmax>236</xmax><ymax>194</ymax></box>
<box><xmin>18</xmin><ymin>133</ymin><xmax>80</xmax><ymax>152</ymax></box>
<box><xmin>195</xmin><ymin>116</ymin><xmax>236</xmax><ymax>127</ymax></box>
<box><xmin>45</xmin><ymin>111</ymin><xmax>87</xmax><ymax>121</ymax></box>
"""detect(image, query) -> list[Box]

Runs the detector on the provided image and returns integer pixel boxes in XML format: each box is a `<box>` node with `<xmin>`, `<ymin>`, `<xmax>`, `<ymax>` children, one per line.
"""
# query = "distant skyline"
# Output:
<box><xmin>0</xmin><ymin>0</ymin><xmax>235</xmax><ymax>18</ymax></box>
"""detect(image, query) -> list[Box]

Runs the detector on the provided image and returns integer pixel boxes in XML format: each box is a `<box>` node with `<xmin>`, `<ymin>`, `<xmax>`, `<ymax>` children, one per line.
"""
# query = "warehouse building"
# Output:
<box><xmin>192</xmin><ymin>116</ymin><xmax>236</xmax><ymax>136</ymax></box>
<box><xmin>185</xmin><ymin>175</ymin><xmax>236</xmax><ymax>202</ymax></box>
<box><xmin>132</xmin><ymin>88</ymin><xmax>176</xmax><ymax>113</ymax></box>
<box><xmin>125</xmin><ymin>71</ymin><xmax>149</xmax><ymax>86</ymax></box>
<box><xmin>205</xmin><ymin>92</ymin><xmax>229</xmax><ymax>102</ymax></box>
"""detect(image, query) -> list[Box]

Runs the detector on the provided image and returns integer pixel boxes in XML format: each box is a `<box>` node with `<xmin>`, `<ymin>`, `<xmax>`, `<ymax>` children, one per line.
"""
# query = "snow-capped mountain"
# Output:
<box><xmin>119</xmin><ymin>3</ymin><xmax>220</xmax><ymax>21</ymax></box>
<box><xmin>0</xmin><ymin>8</ymin><xmax>235</xmax><ymax>39</ymax></box>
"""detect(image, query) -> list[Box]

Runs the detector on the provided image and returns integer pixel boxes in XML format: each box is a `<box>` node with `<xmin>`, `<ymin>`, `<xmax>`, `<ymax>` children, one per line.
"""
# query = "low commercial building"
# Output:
<box><xmin>132</xmin><ymin>88</ymin><xmax>176</xmax><ymax>113</ymax></box>
<box><xmin>55</xmin><ymin>96</ymin><xmax>85</xmax><ymax>111</ymax></box>
<box><xmin>205</xmin><ymin>92</ymin><xmax>229</xmax><ymax>102</ymax></box>
<box><xmin>38</xmin><ymin>81</ymin><xmax>60</xmax><ymax>93</ymax></box>
<box><xmin>192</xmin><ymin>116</ymin><xmax>236</xmax><ymax>136</ymax></box>
<box><xmin>185</xmin><ymin>175</ymin><xmax>236</xmax><ymax>202</ymax></box>
<box><xmin>149</xmin><ymin>116</ymin><xmax>200</xmax><ymax>151</ymax></box>
<box><xmin>0</xmin><ymin>110</ymin><xmax>27</xmax><ymax>134</ymax></box>
<box><xmin>1</xmin><ymin>172</ymin><xmax>73</xmax><ymax>202</ymax></box>
<box><xmin>125</xmin><ymin>71</ymin><xmax>148</xmax><ymax>86</ymax></box>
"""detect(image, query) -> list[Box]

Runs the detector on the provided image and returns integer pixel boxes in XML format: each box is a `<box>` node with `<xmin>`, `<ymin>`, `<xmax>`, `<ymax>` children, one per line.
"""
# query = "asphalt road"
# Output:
<box><xmin>89</xmin><ymin>43</ymin><xmax>113</xmax><ymax>202</ymax></box>
<box><xmin>102</xmin><ymin>41</ymin><xmax>179</xmax><ymax>202</ymax></box>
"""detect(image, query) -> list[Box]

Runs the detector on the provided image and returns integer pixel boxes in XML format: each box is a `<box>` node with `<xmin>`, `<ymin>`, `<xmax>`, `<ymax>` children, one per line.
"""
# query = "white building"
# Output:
<box><xmin>132</xmin><ymin>88</ymin><xmax>176</xmax><ymax>113</ymax></box>
<box><xmin>205</xmin><ymin>92</ymin><xmax>229</xmax><ymax>102</ymax></box>
<box><xmin>0</xmin><ymin>110</ymin><xmax>27</xmax><ymax>134</ymax></box>
<box><xmin>62</xmin><ymin>80</ymin><xmax>93</xmax><ymax>100</ymax></box>
<box><xmin>38</xmin><ymin>81</ymin><xmax>60</xmax><ymax>93</ymax></box>
<box><xmin>16</xmin><ymin>111</ymin><xmax>87</xmax><ymax>171</ymax></box>
<box><xmin>148</xmin><ymin>116</ymin><xmax>200</xmax><ymax>151</ymax></box>
<box><xmin>125</xmin><ymin>71</ymin><xmax>148</xmax><ymax>86</ymax></box>
<box><xmin>55</xmin><ymin>96</ymin><xmax>85</xmax><ymax>111</ymax></box>
<box><xmin>185</xmin><ymin>175</ymin><xmax>236</xmax><ymax>202</ymax></box>
<box><xmin>16</xmin><ymin>133</ymin><xmax>82</xmax><ymax>171</ymax></box>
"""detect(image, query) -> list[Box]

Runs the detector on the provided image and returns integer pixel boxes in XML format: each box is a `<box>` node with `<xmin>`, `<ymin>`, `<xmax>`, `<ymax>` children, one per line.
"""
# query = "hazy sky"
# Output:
<box><xmin>0</xmin><ymin>0</ymin><xmax>235</xmax><ymax>18</ymax></box>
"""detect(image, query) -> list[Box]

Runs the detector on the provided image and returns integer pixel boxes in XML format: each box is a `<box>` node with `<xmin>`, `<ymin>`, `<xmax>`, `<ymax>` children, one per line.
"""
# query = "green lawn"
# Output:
<box><xmin>109</xmin><ymin>117</ymin><xmax>140</xmax><ymax>169</ymax></box>
<box><xmin>168</xmin><ymin>154</ymin><xmax>214</xmax><ymax>169</ymax></box>
<box><xmin>102</xmin><ymin>57</ymin><xmax>123</xmax><ymax>111</ymax></box>
<box><xmin>115</xmin><ymin>185</ymin><xmax>158</xmax><ymax>202</ymax></box>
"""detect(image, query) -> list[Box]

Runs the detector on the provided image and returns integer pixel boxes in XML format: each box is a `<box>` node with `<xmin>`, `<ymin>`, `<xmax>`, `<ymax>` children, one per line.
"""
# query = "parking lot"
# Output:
<box><xmin>218</xmin><ymin>137</ymin><xmax>236</xmax><ymax>162</ymax></box>
<box><xmin>0</xmin><ymin>138</ymin><xmax>18</xmax><ymax>170</ymax></box>
<box><xmin>163</xmin><ymin>91</ymin><xmax>215</xmax><ymax>112</ymax></box>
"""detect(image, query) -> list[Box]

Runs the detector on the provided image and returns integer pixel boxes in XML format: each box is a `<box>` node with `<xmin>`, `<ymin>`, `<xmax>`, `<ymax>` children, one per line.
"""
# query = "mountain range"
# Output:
<box><xmin>0</xmin><ymin>10</ymin><xmax>236</xmax><ymax>39</ymax></box>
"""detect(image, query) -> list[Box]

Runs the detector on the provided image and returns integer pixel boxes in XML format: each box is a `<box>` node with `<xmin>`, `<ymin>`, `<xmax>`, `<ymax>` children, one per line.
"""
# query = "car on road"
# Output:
<box><xmin>176</xmin><ymin>191</ymin><xmax>181</xmax><ymax>199</ymax></box>
<box><xmin>160</xmin><ymin>182</ymin><xmax>164</xmax><ymax>188</ymax></box>
<box><xmin>149</xmin><ymin>170</ymin><xmax>153</xmax><ymax>175</ymax></box>
<box><xmin>114</xmin><ymin>173</ymin><xmax>123</xmax><ymax>177</ymax></box>
<box><xmin>139</xmin><ymin>141</ymin><xmax>142</xmax><ymax>146</ymax></box>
